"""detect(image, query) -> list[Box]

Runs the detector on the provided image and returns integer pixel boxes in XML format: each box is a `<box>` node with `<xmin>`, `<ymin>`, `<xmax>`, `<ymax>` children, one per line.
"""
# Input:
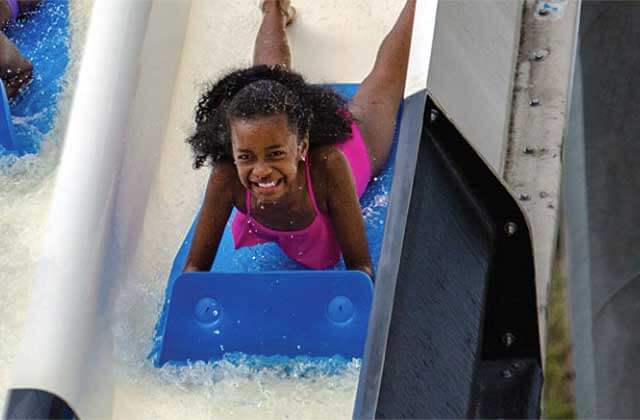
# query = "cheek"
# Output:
<box><xmin>281</xmin><ymin>161</ymin><xmax>300</xmax><ymax>179</ymax></box>
<box><xmin>235</xmin><ymin>166</ymin><xmax>250</xmax><ymax>183</ymax></box>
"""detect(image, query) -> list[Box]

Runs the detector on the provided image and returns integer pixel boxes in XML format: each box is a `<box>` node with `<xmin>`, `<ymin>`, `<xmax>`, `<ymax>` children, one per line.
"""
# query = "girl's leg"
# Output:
<box><xmin>254</xmin><ymin>0</ymin><xmax>293</xmax><ymax>68</ymax></box>
<box><xmin>349</xmin><ymin>0</ymin><xmax>416</xmax><ymax>176</ymax></box>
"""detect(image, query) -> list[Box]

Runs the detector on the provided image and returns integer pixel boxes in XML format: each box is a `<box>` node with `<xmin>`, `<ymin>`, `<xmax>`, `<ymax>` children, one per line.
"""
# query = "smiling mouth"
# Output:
<box><xmin>252</xmin><ymin>178</ymin><xmax>283</xmax><ymax>194</ymax></box>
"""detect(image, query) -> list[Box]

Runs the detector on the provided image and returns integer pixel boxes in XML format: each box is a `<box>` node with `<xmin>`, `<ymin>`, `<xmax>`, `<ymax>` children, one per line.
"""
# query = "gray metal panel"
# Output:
<box><xmin>428</xmin><ymin>0</ymin><xmax>523</xmax><ymax>173</ymax></box>
<box><xmin>503</xmin><ymin>0</ymin><xmax>580</xmax><ymax>354</ymax></box>
<box><xmin>564</xmin><ymin>1</ymin><xmax>640</xmax><ymax>417</ymax></box>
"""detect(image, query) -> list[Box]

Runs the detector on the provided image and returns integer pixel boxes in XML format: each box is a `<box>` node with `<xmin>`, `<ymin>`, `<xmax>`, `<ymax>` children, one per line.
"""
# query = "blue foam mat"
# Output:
<box><xmin>1</xmin><ymin>0</ymin><xmax>69</xmax><ymax>156</ymax></box>
<box><xmin>152</xmin><ymin>84</ymin><xmax>402</xmax><ymax>366</ymax></box>
<box><xmin>157</xmin><ymin>271</ymin><xmax>373</xmax><ymax>366</ymax></box>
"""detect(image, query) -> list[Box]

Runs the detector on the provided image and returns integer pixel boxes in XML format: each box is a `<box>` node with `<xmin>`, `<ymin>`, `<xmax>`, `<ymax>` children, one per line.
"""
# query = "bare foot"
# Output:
<box><xmin>260</xmin><ymin>0</ymin><xmax>296</xmax><ymax>26</ymax></box>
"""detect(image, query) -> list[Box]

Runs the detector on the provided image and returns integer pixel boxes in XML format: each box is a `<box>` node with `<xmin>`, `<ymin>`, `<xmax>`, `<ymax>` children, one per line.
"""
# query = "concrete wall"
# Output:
<box><xmin>504</xmin><ymin>0</ymin><xmax>579</xmax><ymax>358</ymax></box>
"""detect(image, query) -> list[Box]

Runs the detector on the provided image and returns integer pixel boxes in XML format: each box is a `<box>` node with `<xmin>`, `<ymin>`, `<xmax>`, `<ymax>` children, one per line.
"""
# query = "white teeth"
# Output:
<box><xmin>258</xmin><ymin>181</ymin><xmax>276</xmax><ymax>188</ymax></box>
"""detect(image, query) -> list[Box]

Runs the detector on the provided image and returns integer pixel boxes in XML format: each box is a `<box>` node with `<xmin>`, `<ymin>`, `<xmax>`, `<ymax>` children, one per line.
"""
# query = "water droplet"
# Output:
<box><xmin>212</xmin><ymin>310</ymin><xmax>219</xmax><ymax>316</ymax></box>
<box><xmin>373</xmin><ymin>177</ymin><xmax>379</xmax><ymax>182</ymax></box>
<box><xmin>374</xmin><ymin>194</ymin><xmax>387</xmax><ymax>206</ymax></box>
<box><xmin>237</xmin><ymin>320</ymin><xmax>241</xmax><ymax>324</ymax></box>
<box><xmin>289</xmin><ymin>220</ymin><xmax>294</xmax><ymax>225</ymax></box>
<box><xmin>213</xmin><ymin>329</ymin><xmax>220</xmax><ymax>335</ymax></box>
<box><xmin>296</xmin><ymin>344</ymin><xmax>301</xmax><ymax>350</ymax></box>
<box><xmin>219</xmin><ymin>345</ymin><xmax>225</xmax><ymax>351</ymax></box>
<box><xmin>251</xmin><ymin>255</ymin><xmax>257</xmax><ymax>260</ymax></box>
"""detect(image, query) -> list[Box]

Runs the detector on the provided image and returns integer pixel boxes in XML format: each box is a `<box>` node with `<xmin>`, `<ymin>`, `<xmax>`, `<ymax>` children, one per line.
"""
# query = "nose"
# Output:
<box><xmin>252</xmin><ymin>160</ymin><xmax>272</xmax><ymax>179</ymax></box>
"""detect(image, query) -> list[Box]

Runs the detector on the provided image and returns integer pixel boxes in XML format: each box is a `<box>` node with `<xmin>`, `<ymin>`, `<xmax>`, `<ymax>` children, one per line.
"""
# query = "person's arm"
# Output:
<box><xmin>0</xmin><ymin>33</ymin><xmax>33</xmax><ymax>99</ymax></box>
<box><xmin>323</xmin><ymin>149</ymin><xmax>374</xmax><ymax>278</ymax></box>
<box><xmin>183</xmin><ymin>161</ymin><xmax>236</xmax><ymax>272</ymax></box>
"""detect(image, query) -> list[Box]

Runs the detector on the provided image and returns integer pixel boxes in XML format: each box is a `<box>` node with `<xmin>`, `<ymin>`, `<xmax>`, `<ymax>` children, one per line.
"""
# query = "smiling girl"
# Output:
<box><xmin>183</xmin><ymin>0</ymin><xmax>416</xmax><ymax>277</ymax></box>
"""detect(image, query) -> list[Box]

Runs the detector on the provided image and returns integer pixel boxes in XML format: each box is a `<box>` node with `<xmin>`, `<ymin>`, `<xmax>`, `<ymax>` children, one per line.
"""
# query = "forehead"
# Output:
<box><xmin>230</xmin><ymin>114</ymin><xmax>297</xmax><ymax>149</ymax></box>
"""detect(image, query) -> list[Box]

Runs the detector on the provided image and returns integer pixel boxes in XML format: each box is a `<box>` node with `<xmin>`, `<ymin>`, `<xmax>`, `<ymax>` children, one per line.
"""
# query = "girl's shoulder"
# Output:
<box><xmin>309</xmin><ymin>144</ymin><xmax>343</xmax><ymax>172</ymax></box>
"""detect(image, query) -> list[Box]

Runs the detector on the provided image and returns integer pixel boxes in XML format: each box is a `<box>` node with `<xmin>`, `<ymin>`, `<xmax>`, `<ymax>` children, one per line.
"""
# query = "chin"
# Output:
<box><xmin>253</xmin><ymin>189</ymin><xmax>285</xmax><ymax>203</ymax></box>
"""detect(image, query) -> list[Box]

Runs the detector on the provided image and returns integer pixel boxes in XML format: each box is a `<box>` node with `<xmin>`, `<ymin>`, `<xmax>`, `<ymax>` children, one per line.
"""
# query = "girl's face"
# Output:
<box><xmin>230</xmin><ymin>113</ymin><xmax>308</xmax><ymax>203</ymax></box>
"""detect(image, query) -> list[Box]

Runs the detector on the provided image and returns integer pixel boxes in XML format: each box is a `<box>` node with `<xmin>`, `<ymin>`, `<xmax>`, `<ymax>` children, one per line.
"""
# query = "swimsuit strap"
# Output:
<box><xmin>304</xmin><ymin>158</ymin><xmax>322</xmax><ymax>216</ymax></box>
<box><xmin>245</xmin><ymin>187</ymin><xmax>252</xmax><ymax>217</ymax></box>
<box><xmin>6</xmin><ymin>0</ymin><xmax>19</xmax><ymax>21</ymax></box>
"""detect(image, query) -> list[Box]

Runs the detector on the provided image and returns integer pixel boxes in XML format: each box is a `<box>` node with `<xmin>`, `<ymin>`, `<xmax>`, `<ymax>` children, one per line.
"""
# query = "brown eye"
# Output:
<box><xmin>269</xmin><ymin>150</ymin><xmax>285</xmax><ymax>158</ymax></box>
<box><xmin>236</xmin><ymin>153</ymin><xmax>250</xmax><ymax>161</ymax></box>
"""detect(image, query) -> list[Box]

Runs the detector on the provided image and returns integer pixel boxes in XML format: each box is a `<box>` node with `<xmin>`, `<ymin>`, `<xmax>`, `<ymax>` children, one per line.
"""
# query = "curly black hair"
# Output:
<box><xmin>186</xmin><ymin>65</ymin><xmax>353</xmax><ymax>169</ymax></box>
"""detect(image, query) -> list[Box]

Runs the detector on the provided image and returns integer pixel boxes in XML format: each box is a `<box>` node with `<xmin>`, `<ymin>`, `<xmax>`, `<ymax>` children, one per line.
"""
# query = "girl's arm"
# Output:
<box><xmin>323</xmin><ymin>150</ymin><xmax>374</xmax><ymax>278</ymax></box>
<box><xmin>183</xmin><ymin>161</ymin><xmax>236</xmax><ymax>272</ymax></box>
<box><xmin>0</xmin><ymin>33</ymin><xmax>33</xmax><ymax>99</ymax></box>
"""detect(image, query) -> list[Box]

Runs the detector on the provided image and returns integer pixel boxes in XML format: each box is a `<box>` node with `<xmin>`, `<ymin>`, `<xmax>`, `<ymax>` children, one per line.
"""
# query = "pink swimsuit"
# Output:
<box><xmin>232</xmin><ymin>121</ymin><xmax>372</xmax><ymax>269</ymax></box>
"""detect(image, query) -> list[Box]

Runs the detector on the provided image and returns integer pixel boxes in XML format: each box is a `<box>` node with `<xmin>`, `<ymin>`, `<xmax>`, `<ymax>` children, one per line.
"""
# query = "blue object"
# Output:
<box><xmin>157</xmin><ymin>271</ymin><xmax>373</xmax><ymax>366</ymax></box>
<box><xmin>2</xmin><ymin>0</ymin><xmax>69</xmax><ymax>156</ymax></box>
<box><xmin>152</xmin><ymin>83</ymin><xmax>402</xmax><ymax>366</ymax></box>
<box><xmin>0</xmin><ymin>82</ymin><xmax>16</xmax><ymax>151</ymax></box>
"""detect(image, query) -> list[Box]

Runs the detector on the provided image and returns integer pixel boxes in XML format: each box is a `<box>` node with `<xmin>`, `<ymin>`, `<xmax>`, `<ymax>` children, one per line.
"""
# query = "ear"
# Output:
<box><xmin>298</xmin><ymin>136</ymin><xmax>310</xmax><ymax>161</ymax></box>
